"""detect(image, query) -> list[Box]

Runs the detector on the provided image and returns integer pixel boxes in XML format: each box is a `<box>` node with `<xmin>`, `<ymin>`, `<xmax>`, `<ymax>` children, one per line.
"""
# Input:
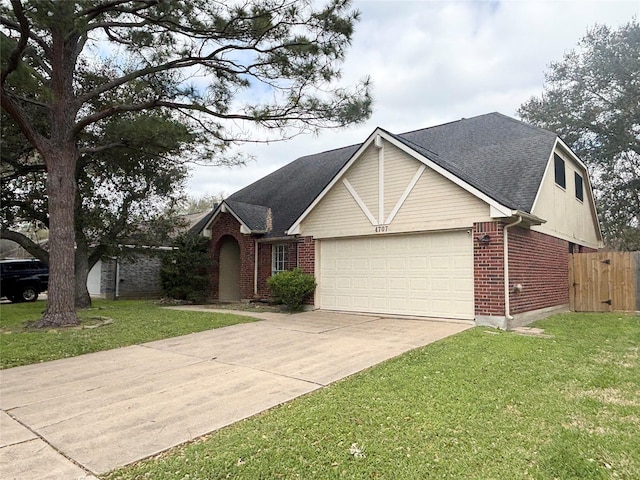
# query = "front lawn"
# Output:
<box><xmin>0</xmin><ymin>299</ymin><xmax>256</xmax><ymax>369</ymax></box>
<box><xmin>105</xmin><ymin>312</ymin><xmax>640</xmax><ymax>480</ymax></box>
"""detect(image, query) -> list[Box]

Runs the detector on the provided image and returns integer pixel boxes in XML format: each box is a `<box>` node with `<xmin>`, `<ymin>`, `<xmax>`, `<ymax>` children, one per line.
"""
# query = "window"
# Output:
<box><xmin>574</xmin><ymin>172</ymin><xmax>584</xmax><ymax>202</ymax></box>
<box><xmin>554</xmin><ymin>154</ymin><xmax>566</xmax><ymax>188</ymax></box>
<box><xmin>272</xmin><ymin>244</ymin><xmax>287</xmax><ymax>274</ymax></box>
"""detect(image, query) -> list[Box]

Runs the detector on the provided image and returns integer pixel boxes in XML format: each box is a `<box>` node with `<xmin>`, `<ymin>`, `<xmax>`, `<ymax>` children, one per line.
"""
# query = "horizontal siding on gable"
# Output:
<box><xmin>383</xmin><ymin>143</ymin><xmax>422</xmax><ymax>217</ymax></box>
<box><xmin>300</xmin><ymin>141</ymin><xmax>491</xmax><ymax>239</ymax></box>
<box><xmin>531</xmin><ymin>149</ymin><xmax>600</xmax><ymax>247</ymax></box>
<box><xmin>392</xmin><ymin>167</ymin><xmax>491</xmax><ymax>229</ymax></box>
<box><xmin>301</xmin><ymin>182</ymin><xmax>374</xmax><ymax>237</ymax></box>
<box><xmin>345</xmin><ymin>144</ymin><xmax>379</xmax><ymax>212</ymax></box>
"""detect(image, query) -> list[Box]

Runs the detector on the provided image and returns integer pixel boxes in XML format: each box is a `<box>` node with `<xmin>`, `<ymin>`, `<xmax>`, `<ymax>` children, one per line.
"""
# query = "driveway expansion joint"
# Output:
<box><xmin>212</xmin><ymin>359</ymin><xmax>327</xmax><ymax>387</ymax></box>
<box><xmin>1</xmin><ymin>410</ymin><xmax>98</xmax><ymax>477</ymax></box>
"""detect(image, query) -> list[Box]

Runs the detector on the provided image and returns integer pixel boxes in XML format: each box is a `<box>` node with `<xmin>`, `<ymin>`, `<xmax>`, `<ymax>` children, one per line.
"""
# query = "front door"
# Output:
<box><xmin>219</xmin><ymin>237</ymin><xmax>241</xmax><ymax>302</ymax></box>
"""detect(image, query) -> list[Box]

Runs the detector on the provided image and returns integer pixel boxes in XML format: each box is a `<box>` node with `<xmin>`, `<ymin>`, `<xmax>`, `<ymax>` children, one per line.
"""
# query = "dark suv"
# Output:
<box><xmin>0</xmin><ymin>259</ymin><xmax>49</xmax><ymax>302</ymax></box>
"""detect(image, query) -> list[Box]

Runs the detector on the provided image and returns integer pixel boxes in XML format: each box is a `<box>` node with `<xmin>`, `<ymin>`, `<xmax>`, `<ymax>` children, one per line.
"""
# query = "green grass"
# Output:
<box><xmin>104</xmin><ymin>312</ymin><xmax>640</xmax><ymax>480</ymax></box>
<box><xmin>0</xmin><ymin>299</ymin><xmax>256</xmax><ymax>369</ymax></box>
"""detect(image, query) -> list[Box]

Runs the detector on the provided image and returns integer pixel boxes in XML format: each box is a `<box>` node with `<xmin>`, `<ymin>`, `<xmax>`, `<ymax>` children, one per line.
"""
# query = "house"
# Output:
<box><xmin>202</xmin><ymin>112</ymin><xmax>602</xmax><ymax>329</ymax></box>
<box><xmin>88</xmin><ymin>210</ymin><xmax>213</xmax><ymax>299</ymax></box>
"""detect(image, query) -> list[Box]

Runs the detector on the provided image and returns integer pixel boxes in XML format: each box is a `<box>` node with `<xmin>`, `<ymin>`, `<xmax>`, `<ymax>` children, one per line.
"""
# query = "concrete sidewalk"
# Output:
<box><xmin>0</xmin><ymin>310</ymin><xmax>472</xmax><ymax>479</ymax></box>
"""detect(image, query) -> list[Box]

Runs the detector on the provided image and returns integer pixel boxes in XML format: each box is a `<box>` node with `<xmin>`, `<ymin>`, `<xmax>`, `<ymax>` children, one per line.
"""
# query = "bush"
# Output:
<box><xmin>160</xmin><ymin>233</ymin><xmax>212</xmax><ymax>303</ymax></box>
<box><xmin>267</xmin><ymin>268</ymin><xmax>316</xmax><ymax>312</ymax></box>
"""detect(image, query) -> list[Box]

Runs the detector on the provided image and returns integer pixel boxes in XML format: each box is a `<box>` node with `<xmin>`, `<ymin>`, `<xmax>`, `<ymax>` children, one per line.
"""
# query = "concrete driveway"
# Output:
<box><xmin>0</xmin><ymin>310</ymin><xmax>472</xmax><ymax>479</ymax></box>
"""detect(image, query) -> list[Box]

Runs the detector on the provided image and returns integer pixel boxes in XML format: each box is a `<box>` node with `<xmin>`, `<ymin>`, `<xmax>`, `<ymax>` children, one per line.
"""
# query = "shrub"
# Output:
<box><xmin>267</xmin><ymin>268</ymin><xmax>316</xmax><ymax>312</ymax></box>
<box><xmin>160</xmin><ymin>233</ymin><xmax>212</xmax><ymax>303</ymax></box>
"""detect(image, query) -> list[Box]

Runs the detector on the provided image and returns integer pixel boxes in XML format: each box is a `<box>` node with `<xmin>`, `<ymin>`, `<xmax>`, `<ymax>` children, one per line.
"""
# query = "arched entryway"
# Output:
<box><xmin>218</xmin><ymin>236</ymin><xmax>241</xmax><ymax>302</ymax></box>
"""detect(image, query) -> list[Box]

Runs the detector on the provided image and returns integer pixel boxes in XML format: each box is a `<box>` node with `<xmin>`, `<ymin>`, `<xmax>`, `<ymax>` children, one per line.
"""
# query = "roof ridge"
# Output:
<box><xmin>226</xmin><ymin>198</ymin><xmax>268</xmax><ymax>208</ymax></box>
<box><xmin>297</xmin><ymin>140</ymin><xmax>363</xmax><ymax>159</ymax></box>
<box><xmin>388</xmin><ymin>130</ymin><xmax>443</xmax><ymax>159</ymax></box>
<box><xmin>493</xmin><ymin>112</ymin><xmax>557</xmax><ymax>137</ymax></box>
<box><xmin>397</xmin><ymin>115</ymin><xmax>469</xmax><ymax>137</ymax></box>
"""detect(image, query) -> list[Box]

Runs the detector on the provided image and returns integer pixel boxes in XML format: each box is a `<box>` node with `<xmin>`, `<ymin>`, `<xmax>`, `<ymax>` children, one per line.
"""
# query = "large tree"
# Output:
<box><xmin>1</xmin><ymin>108</ymin><xmax>194</xmax><ymax>308</ymax></box>
<box><xmin>0</xmin><ymin>0</ymin><xmax>372</xmax><ymax>326</ymax></box>
<box><xmin>519</xmin><ymin>21</ymin><xmax>640</xmax><ymax>250</ymax></box>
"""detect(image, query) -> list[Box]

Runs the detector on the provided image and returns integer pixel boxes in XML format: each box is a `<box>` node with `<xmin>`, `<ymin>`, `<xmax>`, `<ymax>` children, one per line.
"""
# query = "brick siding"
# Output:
<box><xmin>473</xmin><ymin>221</ymin><xmax>506</xmax><ymax>316</ymax></box>
<box><xmin>256</xmin><ymin>240</ymin><xmax>306</xmax><ymax>298</ymax></box>
<box><xmin>297</xmin><ymin>236</ymin><xmax>316</xmax><ymax>305</ymax></box>
<box><xmin>117</xmin><ymin>253</ymin><xmax>164</xmax><ymax>298</ymax></box>
<box><xmin>256</xmin><ymin>242</ymin><xmax>271</xmax><ymax>298</ymax></box>
<box><xmin>209</xmin><ymin>212</ymin><xmax>314</xmax><ymax>301</ymax></box>
<box><xmin>209</xmin><ymin>212</ymin><xmax>255</xmax><ymax>300</ymax></box>
<box><xmin>474</xmin><ymin>221</ymin><xmax>572</xmax><ymax>317</ymax></box>
<box><xmin>297</xmin><ymin>236</ymin><xmax>315</xmax><ymax>275</ymax></box>
<box><xmin>508</xmin><ymin>227</ymin><xmax>569</xmax><ymax>314</ymax></box>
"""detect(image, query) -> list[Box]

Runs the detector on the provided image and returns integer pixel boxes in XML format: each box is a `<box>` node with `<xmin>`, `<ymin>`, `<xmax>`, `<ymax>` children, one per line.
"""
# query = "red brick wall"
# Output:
<box><xmin>474</xmin><ymin>222</ymin><xmax>572</xmax><ymax>317</ymax></box>
<box><xmin>255</xmin><ymin>240</ymin><xmax>302</xmax><ymax>298</ymax></box>
<box><xmin>297</xmin><ymin>236</ymin><xmax>315</xmax><ymax>275</ymax></box>
<box><xmin>508</xmin><ymin>227</ymin><xmax>569</xmax><ymax>314</ymax></box>
<box><xmin>209</xmin><ymin>223</ymin><xmax>316</xmax><ymax>301</ymax></box>
<box><xmin>256</xmin><ymin>242</ymin><xmax>271</xmax><ymax>298</ymax></box>
<box><xmin>473</xmin><ymin>221</ymin><xmax>505</xmax><ymax>316</ymax></box>
<box><xmin>209</xmin><ymin>213</ymin><xmax>255</xmax><ymax>300</ymax></box>
<box><xmin>298</xmin><ymin>236</ymin><xmax>316</xmax><ymax>305</ymax></box>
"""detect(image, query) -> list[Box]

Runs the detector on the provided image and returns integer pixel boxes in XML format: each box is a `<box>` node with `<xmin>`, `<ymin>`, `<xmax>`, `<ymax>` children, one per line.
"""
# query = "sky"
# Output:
<box><xmin>186</xmin><ymin>0</ymin><xmax>640</xmax><ymax>200</ymax></box>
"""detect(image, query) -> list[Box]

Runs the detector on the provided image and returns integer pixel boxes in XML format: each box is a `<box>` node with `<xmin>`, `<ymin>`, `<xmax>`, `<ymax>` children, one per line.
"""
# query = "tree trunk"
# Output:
<box><xmin>74</xmin><ymin>241</ymin><xmax>92</xmax><ymax>309</ymax></box>
<box><xmin>35</xmin><ymin>148</ymin><xmax>79</xmax><ymax>327</ymax></box>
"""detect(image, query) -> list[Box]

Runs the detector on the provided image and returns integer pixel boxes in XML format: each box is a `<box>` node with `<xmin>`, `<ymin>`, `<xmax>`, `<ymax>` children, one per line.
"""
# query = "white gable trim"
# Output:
<box><xmin>378</xmin><ymin>138</ymin><xmax>385</xmax><ymax>224</ymax></box>
<box><xmin>385</xmin><ymin>164</ymin><xmax>426</xmax><ymax>225</ymax></box>
<box><xmin>287</xmin><ymin>129</ymin><xmax>516</xmax><ymax>235</ymax></box>
<box><xmin>529</xmin><ymin>144</ymin><xmax>555</xmax><ymax>215</ymax></box>
<box><xmin>343</xmin><ymin>178</ymin><xmax>378</xmax><ymax>225</ymax></box>
<box><xmin>202</xmin><ymin>201</ymin><xmax>253</xmax><ymax>235</ymax></box>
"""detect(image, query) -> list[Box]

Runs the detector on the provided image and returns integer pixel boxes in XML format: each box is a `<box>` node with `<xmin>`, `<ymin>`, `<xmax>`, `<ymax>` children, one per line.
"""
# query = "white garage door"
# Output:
<box><xmin>318</xmin><ymin>231</ymin><xmax>474</xmax><ymax>319</ymax></box>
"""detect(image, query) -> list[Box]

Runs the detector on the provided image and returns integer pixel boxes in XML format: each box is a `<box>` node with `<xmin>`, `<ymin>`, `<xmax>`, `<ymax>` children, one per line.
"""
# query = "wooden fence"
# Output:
<box><xmin>569</xmin><ymin>251</ymin><xmax>639</xmax><ymax>312</ymax></box>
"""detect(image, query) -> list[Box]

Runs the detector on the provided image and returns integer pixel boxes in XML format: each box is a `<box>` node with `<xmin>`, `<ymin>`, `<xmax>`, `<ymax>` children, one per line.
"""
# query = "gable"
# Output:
<box><xmin>397</xmin><ymin>113</ymin><xmax>557</xmax><ymax>212</ymax></box>
<box><xmin>227</xmin><ymin>144</ymin><xmax>359</xmax><ymax>238</ymax></box>
<box><xmin>530</xmin><ymin>142</ymin><xmax>602</xmax><ymax>247</ymax></box>
<box><xmin>298</xmin><ymin>139</ymin><xmax>492</xmax><ymax>239</ymax></box>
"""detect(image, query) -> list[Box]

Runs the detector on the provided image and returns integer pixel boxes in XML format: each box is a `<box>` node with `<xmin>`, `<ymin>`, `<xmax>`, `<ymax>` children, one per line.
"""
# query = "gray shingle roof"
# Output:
<box><xmin>396</xmin><ymin>112</ymin><xmax>557</xmax><ymax>211</ymax></box>
<box><xmin>228</xmin><ymin>144</ymin><xmax>360</xmax><ymax>238</ymax></box>
<box><xmin>225</xmin><ymin>200</ymin><xmax>271</xmax><ymax>232</ymax></box>
<box><xmin>225</xmin><ymin>112</ymin><xmax>558</xmax><ymax>238</ymax></box>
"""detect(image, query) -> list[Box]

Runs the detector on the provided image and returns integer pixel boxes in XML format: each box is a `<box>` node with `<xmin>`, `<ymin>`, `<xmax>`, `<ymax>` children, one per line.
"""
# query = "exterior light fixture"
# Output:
<box><xmin>478</xmin><ymin>234</ymin><xmax>491</xmax><ymax>245</ymax></box>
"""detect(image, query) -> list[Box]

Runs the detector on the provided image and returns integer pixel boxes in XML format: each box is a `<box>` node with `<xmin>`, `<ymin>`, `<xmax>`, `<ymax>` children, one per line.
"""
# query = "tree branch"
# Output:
<box><xmin>0</xmin><ymin>229</ymin><xmax>49</xmax><ymax>263</ymax></box>
<box><xmin>1</xmin><ymin>0</ymin><xmax>30</xmax><ymax>84</ymax></box>
<box><xmin>1</xmin><ymin>91</ymin><xmax>48</xmax><ymax>153</ymax></box>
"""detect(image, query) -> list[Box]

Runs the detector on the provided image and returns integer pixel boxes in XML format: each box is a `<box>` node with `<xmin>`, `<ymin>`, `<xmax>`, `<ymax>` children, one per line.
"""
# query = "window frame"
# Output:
<box><xmin>574</xmin><ymin>171</ymin><xmax>584</xmax><ymax>202</ymax></box>
<box><xmin>554</xmin><ymin>153</ymin><xmax>566</xmax><ymax>189</ymax></box>
<box><xmin>272</xmin><ymin>244</ymin><xmax>288</xmax><ymax>275</ymax></box>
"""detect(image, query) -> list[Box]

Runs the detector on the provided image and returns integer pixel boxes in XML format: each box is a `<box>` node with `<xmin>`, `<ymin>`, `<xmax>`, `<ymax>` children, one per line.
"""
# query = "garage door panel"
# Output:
<box><xmin>319</xmin><ymin>231</ymin><xmax>473</xmax><ymax>319</ymax></box>
<box><xmin>410</xmin><ymin>278</ymin><xmax>427</xmax><ymax>291</ymax></box>
<box><xmin>390</xmin><ymin>258</ymin><xmax>406</xmax><ymax>270</ymax></box>
<box><xmin>352</xmin><ymin>258</ymin><xmax>368</xmax><ymax>271</ymax></box>
<box><xmin>370</xmin><ymin>296</ymin><xmax>389</xmax><ymax>310</ymax></box>
<box><xmin>409</xmin><ymin>256</ymin><xmax>428</xmax><ymax>270</ymax></box>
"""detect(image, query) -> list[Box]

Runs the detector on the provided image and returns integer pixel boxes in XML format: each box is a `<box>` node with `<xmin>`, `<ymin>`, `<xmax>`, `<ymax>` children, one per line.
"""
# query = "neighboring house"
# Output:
<box><xmin>87</xmin><ymin>252</ymin><xmax>166</xmax><ymax>299</ymax></box>
<box><xmin>202</xmin><ymin>112</ymin><xmax>602</xmax><ymax>329</ymax></box>
<box><xmin>88</xmin><ymin>210</ymin><xmax>213</xmax><ymax>299</ymax></box>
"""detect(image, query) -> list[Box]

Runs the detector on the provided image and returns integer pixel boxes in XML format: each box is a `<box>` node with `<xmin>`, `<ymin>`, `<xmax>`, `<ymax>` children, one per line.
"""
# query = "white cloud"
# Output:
<box><xmin>187</xmin><ymin>0</ymin><xmax>639</xmax><ymax>198</ymax></box>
